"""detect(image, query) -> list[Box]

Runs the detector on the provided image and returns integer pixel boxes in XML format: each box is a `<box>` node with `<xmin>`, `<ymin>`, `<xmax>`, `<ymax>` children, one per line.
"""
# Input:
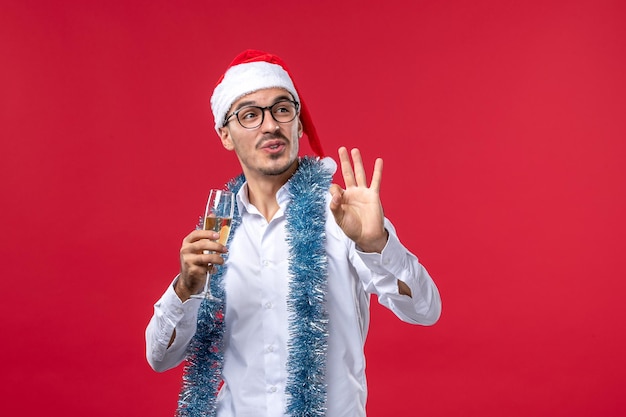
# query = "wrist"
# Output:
<box><xmin>356</xmin><ymin>229</ymin><xmax>389</xmax><ymax>253</ymax></box>
<box><xmin>174</xmin><ymin>275</ymin><xmax>198</xmax><ymax>302</ymax></box>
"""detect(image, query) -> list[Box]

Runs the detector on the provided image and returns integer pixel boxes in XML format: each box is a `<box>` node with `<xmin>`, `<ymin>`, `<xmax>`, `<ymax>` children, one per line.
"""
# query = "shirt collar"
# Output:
<box><xmin>235</xmin><ymin>181</ymin><xmax>292</xmax><ymax>217</ymax></box>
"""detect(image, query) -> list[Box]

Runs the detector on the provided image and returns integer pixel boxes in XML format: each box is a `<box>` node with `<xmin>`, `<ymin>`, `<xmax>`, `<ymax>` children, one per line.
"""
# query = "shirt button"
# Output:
<box><xmin>266</xmin><ymin>345</ymin><xmax>275</xmax><ymax>353</ymax></box>
<box><xmin>265</xmin><ymin>302</ymin><xmax>273</xmax><ymax>309</ymax></box>
<box><xmin>269</xmin><ymin>386</ymin><xmax>277</xmax><ymax>393</ymax></box>
<box><xmin>262</xmin><ymin>259</ymin><xmax>269</xmax><ymax>267</ymax></box>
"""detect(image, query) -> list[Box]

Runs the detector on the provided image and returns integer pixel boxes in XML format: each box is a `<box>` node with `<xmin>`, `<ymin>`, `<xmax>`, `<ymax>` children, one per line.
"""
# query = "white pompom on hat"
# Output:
<box><xmin>210</xmin><ymin>49</ymin><xmax>324</xmax><ymax>157</ymax></box>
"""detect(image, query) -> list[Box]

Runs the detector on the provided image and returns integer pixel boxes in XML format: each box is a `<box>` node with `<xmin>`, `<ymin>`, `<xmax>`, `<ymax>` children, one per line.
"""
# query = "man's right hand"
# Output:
<box><xmin>175</xmin><ymin>229</ymin><xmax>228</xmax><ymax>301</ymax></box>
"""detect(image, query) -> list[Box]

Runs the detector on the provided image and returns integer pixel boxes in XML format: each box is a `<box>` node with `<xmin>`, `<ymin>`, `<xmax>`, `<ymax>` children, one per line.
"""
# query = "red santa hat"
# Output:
<box><xmin>210</xmin><ymin>49</ymin><xmax>324</xmax><ymax>157</ymax></box>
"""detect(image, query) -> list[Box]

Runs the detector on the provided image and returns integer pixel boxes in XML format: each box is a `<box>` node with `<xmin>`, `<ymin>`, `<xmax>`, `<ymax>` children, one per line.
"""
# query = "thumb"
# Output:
<box><xmin>329</xmin><ymin>183</ymin><xmax>344</xmax><ymax>206</ymax></box>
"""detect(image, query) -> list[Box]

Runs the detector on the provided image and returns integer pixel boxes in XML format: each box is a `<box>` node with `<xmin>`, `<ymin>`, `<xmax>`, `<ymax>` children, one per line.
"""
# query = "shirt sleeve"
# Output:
<box><xmin>355</xmin><ymin>219</ymin><xmax>442</xmax><ymax>325</ymax></box>
<box><xmin>145</xmin><ymin>276</ymin><xmax>203</xmax><ymax>372</ymax></box>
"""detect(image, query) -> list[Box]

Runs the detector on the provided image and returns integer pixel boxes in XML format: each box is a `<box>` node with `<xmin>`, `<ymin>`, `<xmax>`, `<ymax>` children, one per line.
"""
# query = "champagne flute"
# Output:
<box><xmin>190</xmin><ymin>189</ymin><xmax>235</xmax><ymax>301</ymax></box>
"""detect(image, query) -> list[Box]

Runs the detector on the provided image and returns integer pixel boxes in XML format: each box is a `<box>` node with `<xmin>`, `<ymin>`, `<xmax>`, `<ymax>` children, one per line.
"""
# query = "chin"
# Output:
<box><xmin>260</xmin><ymin>164</ymin><xmax>292</xmax><ymax>177</ymax></box>
<box><xmin>260</xmin><ymin>156</ymin><xmax>298</xmax><ymax>176</ymax></box>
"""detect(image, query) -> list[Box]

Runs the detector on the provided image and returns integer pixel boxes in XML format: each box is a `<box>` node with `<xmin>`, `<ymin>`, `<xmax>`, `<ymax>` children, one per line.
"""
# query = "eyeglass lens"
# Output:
<box><xmin>236</xmin><ymin>101</ymin><xmax>298</xmax><ymax>129</ymax></box>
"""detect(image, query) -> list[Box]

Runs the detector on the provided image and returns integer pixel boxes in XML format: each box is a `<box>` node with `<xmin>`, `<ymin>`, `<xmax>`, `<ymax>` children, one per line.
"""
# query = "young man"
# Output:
<box><xmin>146</xmin><ymin>49</ymin><xmax>441</xmax><ymax>417</ymax></box>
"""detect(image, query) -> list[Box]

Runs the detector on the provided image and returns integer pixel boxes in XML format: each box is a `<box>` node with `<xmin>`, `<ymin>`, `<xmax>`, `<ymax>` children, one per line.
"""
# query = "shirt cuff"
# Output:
<box><xmin>356</xmin><ymin>231</ymin><xmax>416</xmax><ymax>298</ymax></box>
<box><xmin>356</xmin><ymin>231</ymin><xmax>407</xmax><ymax>276</ymax></box>
<box><xmin>150</xmin><ymin>277</ymin><xmax>202</xmax><ymax>361</ymax></box>
<box><xmin>160</xmin><ymin>276</ymin><xmax>203</xmax><ymax>326</ymax></box>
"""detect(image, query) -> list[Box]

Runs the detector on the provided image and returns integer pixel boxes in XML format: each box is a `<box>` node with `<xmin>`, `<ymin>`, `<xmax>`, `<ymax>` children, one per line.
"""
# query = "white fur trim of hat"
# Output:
<box><xmin>210</xmin><ymin>61</ymin><xmax>300</xmax><ymax>133</ymax></box>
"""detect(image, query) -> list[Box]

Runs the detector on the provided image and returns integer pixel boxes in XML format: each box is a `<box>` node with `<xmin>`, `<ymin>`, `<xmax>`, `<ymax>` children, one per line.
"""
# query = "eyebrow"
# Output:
<box><xmin>233</xmin><ymin>94</ymin><xmax>294</xmax><ymax>111</ymax></box>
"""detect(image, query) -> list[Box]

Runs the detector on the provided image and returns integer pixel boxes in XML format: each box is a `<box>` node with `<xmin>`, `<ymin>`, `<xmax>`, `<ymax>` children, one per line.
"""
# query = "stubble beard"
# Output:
<box><xmin>258</xmin><ymin>153</ymin><xmax>298</xmax><ymax>176</ymax></box>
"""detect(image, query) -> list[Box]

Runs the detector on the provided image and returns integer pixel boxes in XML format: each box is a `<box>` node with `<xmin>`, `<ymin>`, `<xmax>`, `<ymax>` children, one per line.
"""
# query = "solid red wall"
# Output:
<box><xmin>1</xmin><ymin>1</ymin><xmax>625</xmax><ymax>416</ymax></box>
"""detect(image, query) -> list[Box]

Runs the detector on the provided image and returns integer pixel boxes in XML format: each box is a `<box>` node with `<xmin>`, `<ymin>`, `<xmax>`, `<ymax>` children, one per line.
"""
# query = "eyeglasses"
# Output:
<box><xmin>224</xmin><ymin>100</ymin><xmax>300</xmax><ymax>129</ymax></box>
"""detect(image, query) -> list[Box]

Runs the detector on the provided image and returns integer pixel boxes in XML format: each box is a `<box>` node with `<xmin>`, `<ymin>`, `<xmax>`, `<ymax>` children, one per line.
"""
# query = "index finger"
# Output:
<box><xmin>183</xmin><ymin>229</ymin><xmax>218</xmax><ymax>243</ymax></box>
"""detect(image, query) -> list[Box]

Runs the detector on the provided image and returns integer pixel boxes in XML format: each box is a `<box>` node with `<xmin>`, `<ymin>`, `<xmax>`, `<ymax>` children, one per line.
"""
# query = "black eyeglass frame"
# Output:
<box><xmin>223</xmin><ymin>100</ymin><xmax>300</xmax><ymax>129</ymax></box>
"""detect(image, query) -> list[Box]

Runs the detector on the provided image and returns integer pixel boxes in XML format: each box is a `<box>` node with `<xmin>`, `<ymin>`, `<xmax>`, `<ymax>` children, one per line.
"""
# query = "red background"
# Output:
<box><xmin>1</xmin><ymin>1</ymin><xmax>625</xmax><ymax>416</ymax></box>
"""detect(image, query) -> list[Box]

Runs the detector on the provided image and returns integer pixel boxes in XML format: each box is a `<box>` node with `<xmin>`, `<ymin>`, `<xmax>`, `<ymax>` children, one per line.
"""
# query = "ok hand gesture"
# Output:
<box><xmin>329</xmin><ymin>147</ymin><xmax>388</xmax><ymax>253</ymax></box>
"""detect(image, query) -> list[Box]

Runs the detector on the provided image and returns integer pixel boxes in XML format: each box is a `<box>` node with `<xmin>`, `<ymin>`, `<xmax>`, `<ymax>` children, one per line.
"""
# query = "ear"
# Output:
<box><xmin>218</xmin><ymin>127</ymin><xmax>235</xmax><ymax>151</ymax></box>
<box><xmin>298</xmin><ymin>118</ymin><xmax>303</xmax><ymax>138</ymax></box>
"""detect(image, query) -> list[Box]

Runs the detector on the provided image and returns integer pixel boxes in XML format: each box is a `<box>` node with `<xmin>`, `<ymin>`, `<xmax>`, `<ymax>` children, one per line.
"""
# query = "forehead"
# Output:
<box><xmin>230</xmin><ymin>87</ymin><xmax>294</xmax><ymax>110</ymax></box>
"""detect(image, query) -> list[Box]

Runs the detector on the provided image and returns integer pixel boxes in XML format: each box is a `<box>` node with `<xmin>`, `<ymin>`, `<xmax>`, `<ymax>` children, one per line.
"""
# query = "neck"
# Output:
<box><xmin>244</xmin><ymin>160</ymin><xmax>299</xmax><ymax>221</ymax></box>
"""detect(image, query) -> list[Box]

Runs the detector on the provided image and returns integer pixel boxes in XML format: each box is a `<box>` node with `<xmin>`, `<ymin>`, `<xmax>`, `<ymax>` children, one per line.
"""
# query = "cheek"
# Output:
<box><xmin>292</xmin><ymin>124</ymin><xmax>303</xmax><ymax>140</ymax></box>
<box><xmin>231</xmin><ymin>137</ymin><xmax>256</xmax><ymax>158</ymax></box>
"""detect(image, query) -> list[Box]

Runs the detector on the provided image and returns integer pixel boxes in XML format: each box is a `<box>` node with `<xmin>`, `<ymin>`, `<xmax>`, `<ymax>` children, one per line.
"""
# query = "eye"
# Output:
<box><xmin>238</xmin><ymin>107</ymin><xmax>261</xmax><ymax>120</ymax></box>
<box><xmin>273</xmin><ymin>102</ymin><xmax>294</xmax><ymax>114</ymax></box>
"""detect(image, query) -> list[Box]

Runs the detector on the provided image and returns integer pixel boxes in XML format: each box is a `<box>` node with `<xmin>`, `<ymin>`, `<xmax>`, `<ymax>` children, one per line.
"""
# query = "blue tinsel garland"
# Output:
<box><xmin>176</xmin><ymin>157</ymin><xmax>331</xmax><ymax>417</ymax></box>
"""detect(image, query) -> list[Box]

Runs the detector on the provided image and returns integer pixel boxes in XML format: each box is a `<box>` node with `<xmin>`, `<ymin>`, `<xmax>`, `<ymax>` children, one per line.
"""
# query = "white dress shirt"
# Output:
<box><xmin>146</xmin><ymin>182</ymin><xmax>441</xmax><ymax>417</ymax></box>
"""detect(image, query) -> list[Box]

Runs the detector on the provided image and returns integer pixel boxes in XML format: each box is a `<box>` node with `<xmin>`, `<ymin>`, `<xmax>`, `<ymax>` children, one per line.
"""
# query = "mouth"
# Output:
<box><xmin>260</xmin><ymin>139</ymin><xmax>287</xmax><ymax>154</ymax></box>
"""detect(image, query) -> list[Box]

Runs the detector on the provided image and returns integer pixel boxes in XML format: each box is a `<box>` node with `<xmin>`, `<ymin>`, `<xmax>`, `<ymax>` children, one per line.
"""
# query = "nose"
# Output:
<box><xmin>260</xmin><ymin>108</ymin><xmax>279</xmax><ymax>132</ymax></box>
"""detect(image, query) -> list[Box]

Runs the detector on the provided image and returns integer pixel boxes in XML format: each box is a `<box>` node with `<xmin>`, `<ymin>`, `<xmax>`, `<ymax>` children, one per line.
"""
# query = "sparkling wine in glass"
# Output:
<box><xmin>189</xmin><ymin>189</ymin><xmax>234</xmax><ymax>301</ymax></box>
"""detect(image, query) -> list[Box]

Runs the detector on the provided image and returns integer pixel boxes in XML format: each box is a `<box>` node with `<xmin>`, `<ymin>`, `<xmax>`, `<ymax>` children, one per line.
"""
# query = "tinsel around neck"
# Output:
<box><xmin>176</xmin><ymin>157</ymin><xmax>332</xmax><ymax>417</ymax></box>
